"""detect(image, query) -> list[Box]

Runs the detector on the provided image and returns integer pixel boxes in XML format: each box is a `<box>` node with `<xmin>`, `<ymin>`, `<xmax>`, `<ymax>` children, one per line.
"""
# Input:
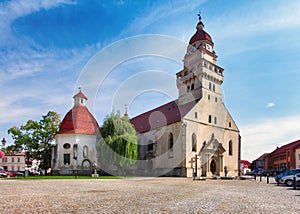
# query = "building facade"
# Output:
<box><xmin>253</xmin><ymin>140</ymin><xmax>300</xmax><ymax>172</ymax></box>
<box><xmin>295</xmin><ymin>145</ymin><xmax>300</xmax><ymax>169</ymax></box>
<box><xmin>130</xmin><ymin>16</ymin><xmax>241</xmax><ymax>177</ymax></box>
<box><xmin>51</xmin><ymin>90</ymin><xmax>99</xmax><ymax>175</ymax></box>
<box><xmin>0</xmin><ymin>152</ymin><xmax>26</xmax><ymax>171</ymax></box>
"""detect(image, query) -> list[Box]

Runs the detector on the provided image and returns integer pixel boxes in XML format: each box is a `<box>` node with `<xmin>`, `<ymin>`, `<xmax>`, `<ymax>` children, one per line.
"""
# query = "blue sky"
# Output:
<box><xmin>1</xmin><ymin>0</ymin><xmax>300</xmax><ymax>161</ymax></box>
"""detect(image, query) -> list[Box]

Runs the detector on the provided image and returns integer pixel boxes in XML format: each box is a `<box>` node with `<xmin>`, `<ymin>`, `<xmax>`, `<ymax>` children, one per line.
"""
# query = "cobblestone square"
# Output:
<box><xmin>0</xmin><ymin>177</ymin><xmax>299</xmax><ymax>213</ymax></box>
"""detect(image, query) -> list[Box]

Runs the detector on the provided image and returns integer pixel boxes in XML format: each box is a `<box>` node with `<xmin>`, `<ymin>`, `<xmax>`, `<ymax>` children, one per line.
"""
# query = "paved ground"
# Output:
<box><xmin>0</xmin><ymin>177</ymin><xmax>299</xmax><ymax>213</ymax></box>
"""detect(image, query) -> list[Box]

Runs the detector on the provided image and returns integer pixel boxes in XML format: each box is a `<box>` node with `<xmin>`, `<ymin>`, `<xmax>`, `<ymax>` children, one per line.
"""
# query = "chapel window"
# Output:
<box><xmin>168</xmin><ymin>133</ymin><xmax>174</xmax><ymax>158</ymax></box>
<box><xmin>192</xmin><ymin>133</ymin><xmax>197</xmax><ymax>152</ymax></box>
<box><xmin>64</xmin><ymin>153</ymin><xmax>71</xmax><ymax>165</ymax></box>
<box><xmin>229</xmin><ymin>141</ymin><xmax>233</xmax><ymax>156</ymax></box>
<box><xmin>83</xmin><ymin>145</ymin><xmax>88</xmax><ymax>158</ymax></box>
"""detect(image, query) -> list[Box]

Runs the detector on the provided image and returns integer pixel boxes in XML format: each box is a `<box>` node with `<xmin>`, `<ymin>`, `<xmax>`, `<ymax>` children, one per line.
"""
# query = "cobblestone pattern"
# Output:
<box><xmin>0</xmin><ymin>177</ymin><xmax>299</xmax><ymax>213</ymax></box>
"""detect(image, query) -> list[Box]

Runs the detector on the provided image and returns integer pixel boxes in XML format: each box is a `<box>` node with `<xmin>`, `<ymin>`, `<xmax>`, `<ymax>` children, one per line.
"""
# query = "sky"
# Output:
<box><xmin>1</xmin><ymin>0</ymin><xmax>300</xmax><ymax>162</ymax></box>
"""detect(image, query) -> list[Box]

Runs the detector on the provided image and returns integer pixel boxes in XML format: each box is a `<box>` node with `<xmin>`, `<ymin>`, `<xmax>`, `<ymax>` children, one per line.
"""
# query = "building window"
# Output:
<box><xmin>17</xmin><ymin>166</ymin><xmax>20</xmax><ymax>171</ymax></box>
<box><xmin>83</xmin><ymin>145</ymin><xmax>88</xmax><ymax>158</ymax></box>
<box><xmin>214</xmin><ymin>117</ymin><xmax>217</xmax><ymax>124</ymax></box>
<box><xmin>213</xmin><ymin>84</ymin><xmax>215</xmax><ymax>92</ymax></box>
<box><xmin>11</xmin><ymin>166</ymin><xmax>14</xmax><ymax>170</ymax></box>
<box><xmin>64</xmin><ymin>154</ymin><xmax>71</xmax><ymax>165</ymax></box>
<box><xmin>215</xmin><ymin>97</ymin><xmax>217</xmax><ymax>102</ymax></box>
<box><xmin>208</xmin><ymin>94</ymin><xmax>210</xmax><ymax>100</ymax></box>
<box><xmin>229</xmin><ymin>141</ymin><xmax>233</xmax><ymax>156</ymax></box>
<box><xmin>187</xmin><ymin>85</ymin><xmax>190</xmax><ymax>92</ymax></box>
<box><xmin>80</xmin><ymin>99</ymin><xmax>83</xmax><ymax>104</ymax></box>
<box><xmin>17</xmin><ymin>157</ymin><xmax>20</xmax><ymax>163</ymax></box>
<box><xmin>195</xmin><ymin>112</ymin><xmax>198</xmax><ymax>119</ymax></box>
<box><xmin>229</xmin><ymin>122</ymin><xmax>232</xmax><ymax>127</ymax></box>
<box><xmin>298</xmin><ymin>154</ymin><xmax>300</xmax><ymax>160</ymax></box>
<box><xmin>208</xmin><ymin>115</ymin><xmax>212</xmax><ymax>123</ymax></box>
<box><xmin>12</xmin><ymin>157</ymin><xmax>14</xmax><ymax>163</ymax></box>
<box><xmin>192</xmin><ymin>133</ymin><xmax>197</xmax><ymax>152</ymax></box>
<box><xmin>73</xmin><ymin>144</ymin><xmax>78</xmax><ymax>160</ymax></box>
<box><xmin>209</xmin><ymin>82</ymin><xmax>212</xmax><ymax>90</ymax></box>
<box><xmin>63</xmin><ymin>143</ymin><xmax>71</xmax><ymax>149</ymax></box>
<box><xmin>191</xmin><ymin>83</ymin><xmax>194</xmax><ymax>90</ymax></box>
<box><xmin>168</xmin><ymin>133</ymin><xmax>174</xmax><ymax>158</ymax></box>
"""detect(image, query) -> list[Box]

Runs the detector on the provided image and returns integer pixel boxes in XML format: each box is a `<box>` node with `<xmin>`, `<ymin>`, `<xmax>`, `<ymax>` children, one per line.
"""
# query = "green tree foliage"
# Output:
<box><xmin>8</xmin><ymin>111</ymin><xmax>61</xmax><ymax>172</ymax></box>
<box><xmin>98</xmin><ymin>112</ymin><xmax>138</xmax><ymax>168</ymax></box>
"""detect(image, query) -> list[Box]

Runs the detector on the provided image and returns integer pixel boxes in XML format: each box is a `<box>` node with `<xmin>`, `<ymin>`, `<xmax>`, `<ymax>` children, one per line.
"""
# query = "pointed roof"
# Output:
<box><xmin>73</xmin><ymin>90</ymin><xmax>88</xmax><ymax>100</ymax></box>
<box><xmin>130</xmin><ymin>99</ymin><xmax>197</xmax><ymax>134</ymax></box>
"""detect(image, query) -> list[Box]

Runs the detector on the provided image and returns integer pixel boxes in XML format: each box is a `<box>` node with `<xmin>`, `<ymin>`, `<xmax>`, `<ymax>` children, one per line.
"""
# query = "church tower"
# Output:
<box><xmin>177</xmin><ymin>15</ymin><xmax>224</xmax><ymax>105</ymax></box>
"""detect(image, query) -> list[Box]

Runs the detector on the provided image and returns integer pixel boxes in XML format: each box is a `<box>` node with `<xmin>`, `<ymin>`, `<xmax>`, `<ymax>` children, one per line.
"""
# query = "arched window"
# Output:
<box><xmin>83</xmin><ymin>145</ymin><xmax>88</xmax><ymax>158</ymax></box>
<box><xmin>73</xmin><ymin>144</ymin><xmax>78</xmax><ymax>160</ymax></box>
<box><xmin>209</xmin><ymin>82</ymin><xmax>212</xmax><ymax>90</ymax></box>
<box><xmin>187</xmin><ymin>85</ymin><xmax>190</xmax><ymax>92</ymax></box>
<box><xmin>168</xmin><ymin>133</ymin><xmax>174</xmax><ymax>158</ymax></box>
<box><xmin>192</xmin><ymin>133</ymin><xmax>197</xmax><ymax>152</ymax></box>
<box><xmin>229</xmin><ymin>141</ymin><xmax>233</xmax><ymax>156</ymax></box>
<box><xmin>213</xmin><ymin>84</ymin><xmax>215</xmax><ymax>92</ymax></box>
<box><xmin>191</xmin><ymin>83</ymin><xmax>194</xmax><ymax>90</ymax></box>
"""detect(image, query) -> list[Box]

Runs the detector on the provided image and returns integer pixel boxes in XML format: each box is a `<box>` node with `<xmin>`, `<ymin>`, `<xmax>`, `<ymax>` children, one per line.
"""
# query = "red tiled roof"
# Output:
<box><xmin>73</xmin><ymin>91</ymin><xmax>88</xmax><ymax>100</ymax></box>
<box><xmin>240</xmin><ymin>160</ymin><xmax>251</xmax><ymax>167</ymax></box>
<box><xmin>57</xmin><ymin>106</ymin><xmax>99</xmax><ymax>135</ymax></box>
<box><xmin>255</xmin><ymin>153</ymin><xmax>270</xmax><ymax>161</ymax></box>
<box><xmin>130</xmin><ymin>99</ymin><xmax>197</xmax><ymax>133</ymax></box>
<box><xmin>189</xmin><ymin>28</ymin><xmax>213</xmax><ymax>45</ymax></box>
<box><xmin>271</xmin><ymin>140</ymin><xmax>300</xmax><ymax>156</ymax></box>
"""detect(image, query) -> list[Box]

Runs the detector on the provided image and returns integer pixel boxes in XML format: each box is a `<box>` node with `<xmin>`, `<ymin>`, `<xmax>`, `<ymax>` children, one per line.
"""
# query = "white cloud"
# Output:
<box><xmin>266</xmin><ymin>102</ymin><xmax>275</xmax><ymax>108</ymax></box>
<box><xmin>240</xmin><ymin>114</ymin><xmax>300</xmax><ymax>161</ymax></box>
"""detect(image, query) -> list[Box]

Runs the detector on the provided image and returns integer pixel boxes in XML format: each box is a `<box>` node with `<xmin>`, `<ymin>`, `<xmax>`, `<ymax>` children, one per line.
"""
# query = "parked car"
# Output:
<box><xmin>0</xmin><ymin>172</ymin><xmax>8</xmax><ymax>177</ymax></box>
<box><xmin>5</xmin><ymin>170</ymin><xmax>24</xmax><ymax>177</ymax></box>
<box><xmin>279</xmin><ymin>173</ymin><xmax>300</xmax><ymax>186</ymax></box>
<box><xmin>275</xmin><ymin>168</ymin><xmax>300</xmax><ymax>183</ymax></box>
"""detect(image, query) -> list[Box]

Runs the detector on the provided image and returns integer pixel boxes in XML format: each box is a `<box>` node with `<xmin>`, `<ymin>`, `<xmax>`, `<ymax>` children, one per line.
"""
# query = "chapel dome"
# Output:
<box><xmin>57</xmin><ymin>90</ymin><xmax>99</xmax><ymax>135</ymax></box>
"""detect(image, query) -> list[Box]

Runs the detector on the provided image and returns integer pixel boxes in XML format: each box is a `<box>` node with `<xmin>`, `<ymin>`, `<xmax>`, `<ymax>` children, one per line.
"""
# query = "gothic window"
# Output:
<box><xmin>191</xmin><ymin>83</ymin><xmax>194</xmax><ymax>90</ymax></box>
<box><xmin>208</xmin><ymin>115</ymin><xmax>212</xmax><ymax>123</ymax></box>
<box><xmin>83</xmin><ymin>145</ymin><xmax>88</xmax><ymax>158</ymax></box>
<box><xmin>64</xmin><ymin>153</ymin><xmax>71</xmax><ymax>165</ymax></box>
<box><xmin>229</xmin><ymin>141</ymin><xmax>233</xmax><ymax>156</ymax></box>
<box><xmin>168</xmin><ymin>133</ymin><xmax>174</xmax><ymax>158</ymax></box>
<box><xmin>192</xmin><ymin>133</ymin><xmax>197</xmax><ymax>152</ymax></box>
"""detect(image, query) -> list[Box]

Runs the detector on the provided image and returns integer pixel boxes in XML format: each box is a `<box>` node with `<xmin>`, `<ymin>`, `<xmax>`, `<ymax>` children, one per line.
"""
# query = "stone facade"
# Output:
<box><xmin>131</xmin><ymin>17</ymin><xmax>240</xmax><ymax>177</ymax></box>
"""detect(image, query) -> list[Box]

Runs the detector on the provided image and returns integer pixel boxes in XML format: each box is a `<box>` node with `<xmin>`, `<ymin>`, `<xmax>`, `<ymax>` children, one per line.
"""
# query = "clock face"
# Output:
<box><xmin>206</xmin><ymin>43</ymin><xmax>212</xmax><ymax>52</ymax></box>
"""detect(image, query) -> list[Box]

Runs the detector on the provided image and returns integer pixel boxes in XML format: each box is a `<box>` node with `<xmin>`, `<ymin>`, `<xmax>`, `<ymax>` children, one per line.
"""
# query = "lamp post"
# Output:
<box><xmin>1</xmin><ymin>138</ymin><xmax>6</xmax><ymax>147</ymax></box>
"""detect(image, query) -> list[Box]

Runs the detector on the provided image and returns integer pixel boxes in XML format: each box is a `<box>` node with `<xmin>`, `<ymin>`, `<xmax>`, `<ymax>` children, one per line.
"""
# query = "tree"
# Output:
<box><xmin>8</xmin><ymin>111</ymin><xmax>61</xmax><ymax>173</ymax></box>
<box><xmin>97</xmin><ymin>112</ymin><xmax>138</xmax><ymax>171</ymax></box>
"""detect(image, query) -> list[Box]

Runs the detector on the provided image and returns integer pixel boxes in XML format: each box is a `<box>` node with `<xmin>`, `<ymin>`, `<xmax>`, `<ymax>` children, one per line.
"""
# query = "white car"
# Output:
<box><xmin>279</xmin><ymin>173</ymin><xmax>300</xmax><ymax>186</ymax></box>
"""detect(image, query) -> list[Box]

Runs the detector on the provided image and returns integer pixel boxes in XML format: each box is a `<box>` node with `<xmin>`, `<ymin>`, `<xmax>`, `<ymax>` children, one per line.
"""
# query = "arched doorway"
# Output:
<box><xmin>210</xmin><ymin>159</ymin><xmax>216</xmax><ymax>175</ymax></box>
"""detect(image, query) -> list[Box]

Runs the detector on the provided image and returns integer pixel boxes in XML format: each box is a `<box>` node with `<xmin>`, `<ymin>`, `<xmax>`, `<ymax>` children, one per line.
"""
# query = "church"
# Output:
<box><xmin>130</xmin><ymin>16</ymin><xmax>240</xmax><ymax>177</ymax></box>
<box><xmin>51</xmin><ymin>16</ymin><xmax>241</xmax><ymax>177</ymax></box>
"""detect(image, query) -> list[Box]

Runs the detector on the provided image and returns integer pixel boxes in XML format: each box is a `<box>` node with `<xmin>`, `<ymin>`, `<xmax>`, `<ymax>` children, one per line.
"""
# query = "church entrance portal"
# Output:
<box><xmin>210</xmin><ymin>159</ymin><xmax>216</xmax><ymax>175</ymax></box>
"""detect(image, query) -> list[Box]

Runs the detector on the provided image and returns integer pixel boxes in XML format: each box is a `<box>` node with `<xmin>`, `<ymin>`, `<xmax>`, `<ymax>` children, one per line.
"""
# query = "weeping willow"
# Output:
<box><xmin>97</xmin><ymin>112</ymin><xmax>138</xmax><ymax>168</ymax></box>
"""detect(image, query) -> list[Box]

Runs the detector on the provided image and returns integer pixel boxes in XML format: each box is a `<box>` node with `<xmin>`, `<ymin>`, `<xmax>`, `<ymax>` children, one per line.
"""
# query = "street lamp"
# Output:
<box><xmin>1</xmin><ymin>138</ymin><xmax>6</xmax><ymax>147</ymax></box>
